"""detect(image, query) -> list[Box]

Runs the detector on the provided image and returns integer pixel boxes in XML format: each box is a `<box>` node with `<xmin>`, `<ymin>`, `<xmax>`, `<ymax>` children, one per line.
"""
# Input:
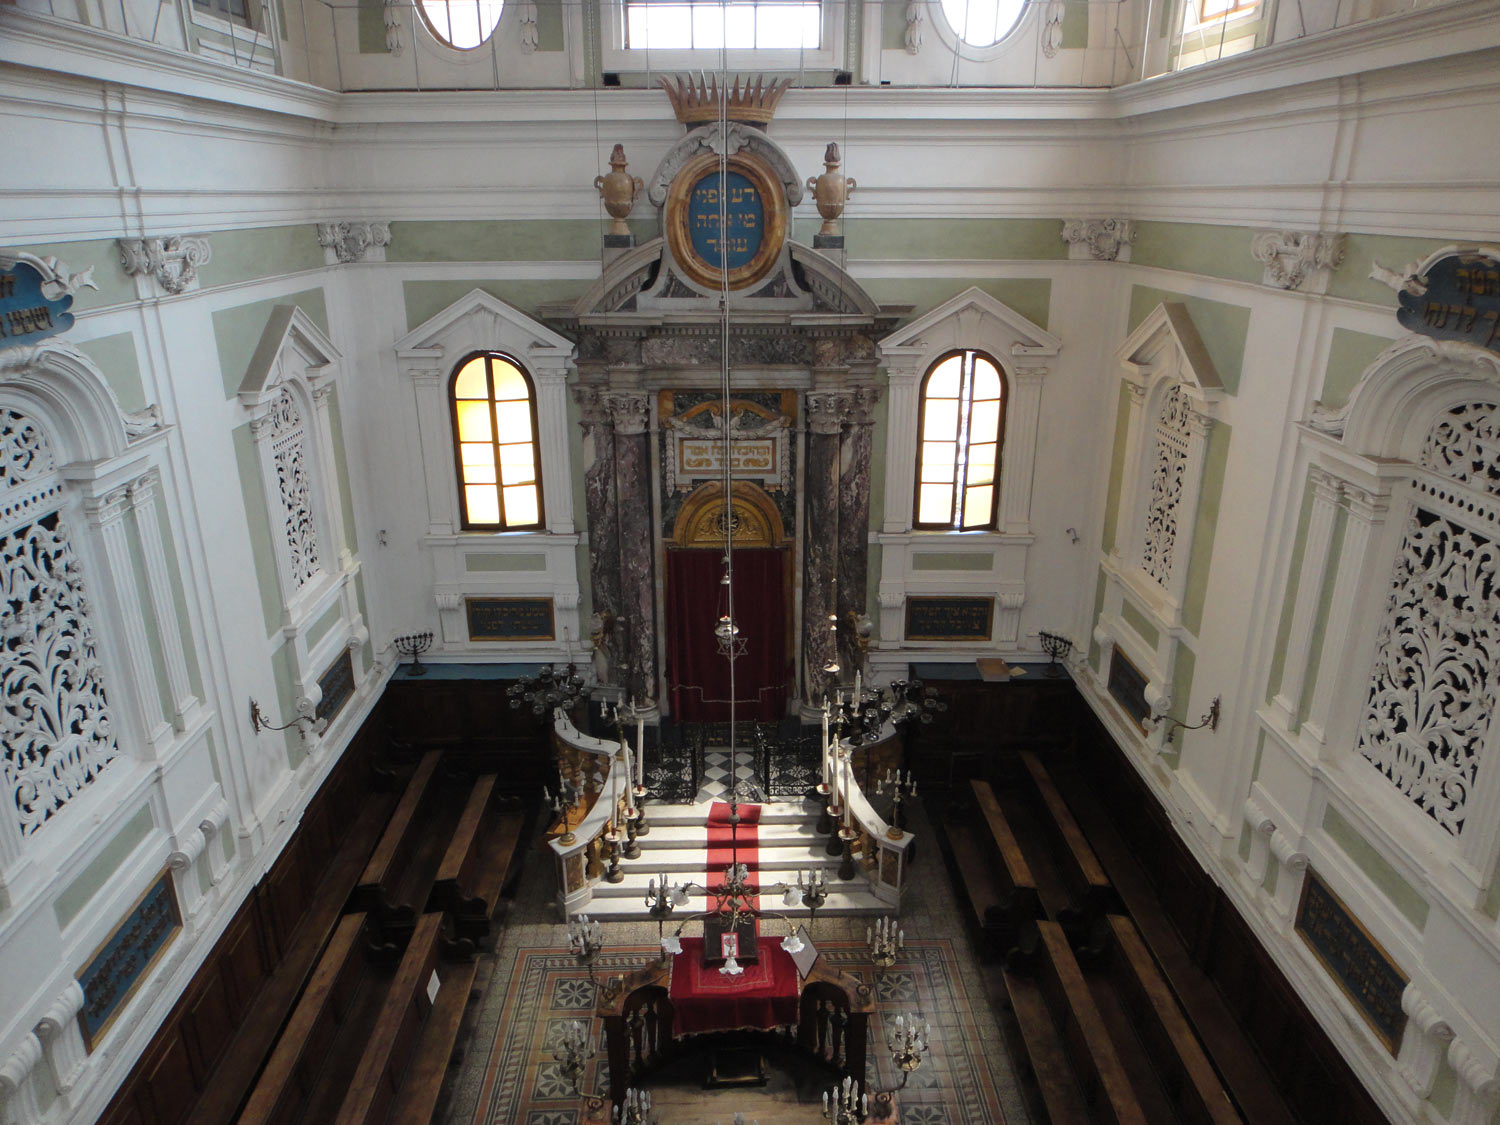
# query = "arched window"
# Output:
<box><xmin>938</xmin><ymin>0</ymin><xmax>1025</xmax><ymax>47</ymax></box>
<box><xmin>451</xmin><ymin>352</ymin><xmax>544</xmax><ymax>531</ymax></box>
<box><xmin>914</xmin><ymin>349</ymin><xmax>1004</xmax><ymax>530</ymax></box>
<box><xmin>419</xmin><ymin>0</ymin><xmax>505</xmax><ymax>48</ymax></box>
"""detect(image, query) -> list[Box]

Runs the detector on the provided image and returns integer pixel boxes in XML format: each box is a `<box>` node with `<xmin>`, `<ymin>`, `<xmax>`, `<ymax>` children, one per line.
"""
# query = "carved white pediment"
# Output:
<box><xmin>394</xmin><ymin>288</ymin><xmax>574</xmax><ymax>370</ymax></box>
<box><xmin>237</xmin><ymin>305</ymin><xmax>341</xmax><ymax>410</ymax></box>
<box><xmin>880</xmin><ymin>285</ymin><xmax>1061</xmax><ymax>364</ymax></box>
<box><xmin>1115</xmin><ymin>302</ymin><xmax>1224</xmax><ymax>406</ymax></box>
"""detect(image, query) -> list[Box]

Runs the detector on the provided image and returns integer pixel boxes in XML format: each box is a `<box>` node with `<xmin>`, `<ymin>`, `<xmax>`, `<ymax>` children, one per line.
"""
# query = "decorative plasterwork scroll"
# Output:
<box><xmin>117</xmin><ymin>236</ymin><xmax>211</xmax><ymax>295</ymax></box>
<box><xmin>1062</xmin><ymin>219</ymin><xmax>1136</xmax><ymax>262</ymax></box>
<box><xmin>383</xmin><ymin>0</ymin><xmax>402</xmax><ymax>52</ymax></box>
<box><xmin>1142</xmin><ymin>387</ymin><xmax>1191</xmax><ymax>589</ymax></box>
<box><xmin>265</xmin><ymin>388</ymin><xmax>322</xmax><ymax>590</ymax></box>
<box><xmin>645</xmin><ymin>122</ymin><xmax>804</xmax><ymax>211</ymax></box>
<box><xmin>904</xmin><ymin>0</ymin><xmax>924</xmax><ymax>53</ymax></box>
<box><xmin>1250</xmin><ymin>230</ymin><xmax>1346</xmax><ymax>292</ymax></box>
<box><xmin>0</xmin><ymin>252</ymin><xmax>97</xmax><ymax>301</ymax></box>
<box><xmin>517</xmin><ymin>0</ymin><xmax>539</xmax><ymax>50</ymax></box>
<box><xmin>1</xmin><ymin>412</ymin><xmax>118</xmax><ymax>839</ymax></box>
<box><xmin>316</xmin><ymin>221</ymin><xmax>392</xmax><ymax>265</ymax></box>
<box><xmin>1041</xmin><ymin>0</ymin><xmax>1065</xmax><ymax>57</ymax></box>
<box><xmin>1421</xmin><ymin>402</ymin><xmax>1500</xmax><ymax>497</ymax></box>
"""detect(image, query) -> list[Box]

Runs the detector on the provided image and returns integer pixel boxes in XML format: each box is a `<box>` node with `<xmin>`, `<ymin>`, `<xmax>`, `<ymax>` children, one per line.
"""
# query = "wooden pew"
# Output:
<box><xmin>1020</xmin><ymin>751</ymin><xmax>1118</xmax><ymax>919</ymax></box>
<box><xmin>238</xmin><ymin>914</ymin><xmax>374</xmax><ymax>1125</ymax></box>
<box><xmin>1101</xmin><ymin>915</ymin><xmax>1242</xmax><ymax>1124</ymax></box>
<box><xmin>1018</xmin><ymin>920</ymin><xmax>1149</xmax><ymax>1125</ymax></box>
<box><xmin>346</xmin><ymin>751</ymin><xmax>442</xmax><ymax>952</ymax></box>
<box><xmin>970</xmin><ymin>778</ymin><xmax>1043</xmax><ymax>940</ymax></box>
<box><xmin>1000</xmin><ymin>958</ymin><xmax>1091</xmax><ymax>1124</ymax></box>
<box><xmin>425</xmin><ymin>774</ymin><xmax>524</xmax><ymax>956</ymax></box>
<box><xmin>941</xmin><ymin>819</ymin><xmax>1007</xmax><ymax>951</ymax></box>
<box><xmin>334</xmin><ymin>912</ymin><xmax>477</xmax><ymax>1125</ymax></box>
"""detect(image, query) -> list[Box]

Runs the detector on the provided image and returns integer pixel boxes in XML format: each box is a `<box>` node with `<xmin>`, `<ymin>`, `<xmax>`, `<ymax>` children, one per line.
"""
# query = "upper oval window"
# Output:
<box><xmin>939</xmin><ymin>0</ymin><xmax>1025</xmax><ymax>46</ymax></box>
<box><xmin>420</xmin><ymin>0</ymin><xmax>505</xmax><ymax>48</ymax></box>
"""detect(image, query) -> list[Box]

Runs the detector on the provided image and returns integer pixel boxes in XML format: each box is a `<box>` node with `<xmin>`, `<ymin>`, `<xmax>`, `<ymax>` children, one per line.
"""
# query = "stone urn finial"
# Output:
<box><xmin>595</xmin><ymin>144</ymin><xmax>644</xmax><ymax>237</ymax></box>
<box><xmin>807</xmin><ymin>142</ymin><xmax>857</xmax><ymax>236</ymax></box>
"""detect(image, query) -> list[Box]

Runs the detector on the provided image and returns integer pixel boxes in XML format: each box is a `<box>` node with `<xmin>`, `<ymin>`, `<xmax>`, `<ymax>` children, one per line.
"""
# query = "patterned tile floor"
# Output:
<box><xmin>697</xmin><ymin>749</ymin><xmax>763</xmax><ymax>804</ymax></box>
<box><xmin>438</xmin><ymin>798</ymin><xmax>1033</xmax><ymax>1125</ymax></box>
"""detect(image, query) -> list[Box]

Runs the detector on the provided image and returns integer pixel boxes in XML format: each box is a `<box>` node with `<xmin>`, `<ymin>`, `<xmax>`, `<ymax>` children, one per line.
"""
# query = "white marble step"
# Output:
<box><xmin>596</xmin><ymin>847</ymin><xmax>848</xmax><ymax>880</ymax></box>
<box><xmin>640</xmin><ymin>801</ymin><xmax>820</xmax><ymax>828</ymax></box>
<box><xmin>581</xmin><ymin>885</ymin><xmax>888</xmax><ymax>921</ymax></box>
<box><xmin>631</xmin><ymin>822</ymin><xmax>826</xmax><ymax>849</ymax></box>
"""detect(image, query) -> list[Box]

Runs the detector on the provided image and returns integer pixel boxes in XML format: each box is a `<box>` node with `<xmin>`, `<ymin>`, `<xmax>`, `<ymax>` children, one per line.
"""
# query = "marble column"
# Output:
<box><xmin>805</xmin><ymin>390</ymin><xmax>850</xmax><ymax>704</ymax></box>
<box><xmin>837</xmin><ymin>386</ymin><xmax>879</xmax><ymax>678</ymax></box>
<box><xmin>607</xmin><ymin>391</ymin><xmax>656</xmax><ymax>705</ymax></box>
<box><xmin>576</xmin><ymin>386</ymin><xmax>622</xmax><ymax>686</ymax></box>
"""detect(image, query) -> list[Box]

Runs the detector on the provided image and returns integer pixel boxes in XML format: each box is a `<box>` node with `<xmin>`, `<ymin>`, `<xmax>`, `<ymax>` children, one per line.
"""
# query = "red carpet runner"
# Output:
<box><xmin>707</xmin><ymin>800</ymin><xmax>761</xmax><ymax>909</ymax></box>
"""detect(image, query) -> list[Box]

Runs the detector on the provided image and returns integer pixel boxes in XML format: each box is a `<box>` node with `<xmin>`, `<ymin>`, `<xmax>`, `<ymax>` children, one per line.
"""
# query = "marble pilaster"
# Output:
<box><xmin>608</xmin><ymin>391</ymin><xmax>656</xmax><ymax>704</ymax></box>
<box><xmin>576</xmin><ymin>386</ymin><xmax>622</xmax><ymax>685</ymax></box>
<box><xmin>837</xmin><ymin>386</ymin><xmax>879</xmax><ymax>677</ymax></box>
<box><xmin>805</xmin><ymin>390</ymin><xmax>850</xmax><ymax>703</ymax></box>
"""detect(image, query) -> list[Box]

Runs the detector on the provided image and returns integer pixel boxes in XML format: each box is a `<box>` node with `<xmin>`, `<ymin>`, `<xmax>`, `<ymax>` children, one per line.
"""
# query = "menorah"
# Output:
<box><xmin>1038</xmin><ymin>630</ymin><xmax>1073</xmax><ymax>678</ymax></box>
<box><xmin>393</xmin><ymin>630</ymin><xmax>433</xmax><ymax>676</ymax></box>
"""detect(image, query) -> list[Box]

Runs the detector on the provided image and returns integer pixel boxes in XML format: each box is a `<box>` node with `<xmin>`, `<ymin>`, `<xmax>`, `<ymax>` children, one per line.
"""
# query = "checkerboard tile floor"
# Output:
<box><xmin>696</xmin><ymin>748</ymin><xmax>763</xmax><ymax>803</ymax></box>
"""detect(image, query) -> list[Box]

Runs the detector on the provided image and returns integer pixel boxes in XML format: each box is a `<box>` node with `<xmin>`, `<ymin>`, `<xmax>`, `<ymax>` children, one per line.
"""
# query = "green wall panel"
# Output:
<box><xmin>466</xmin><ymin>552</ymin><xmax>549</xmax><ymax>571</ymax></box>
<box><xmin>911</xmin><ymin>552</ymin><xmax>994</xmax><ymax>571</ymax></box>
<box><xmin>868</xmin><ymin>386</ymin><xmax>888</xmax><ymax>530</ymax></box>
<box><xmin>124</xmin><ymin>516</ymin><xmax>173</xmax><ymax>723</ymax></box>
<box><xmin>305</xmin><ymin>599</ymin><xmax>342</xmax><ymax>651</ymax></box>
<box><xmin>272</xmin><ymin>641</ymin><xmax>304</xmax><ymax>768</ymax></box>
<box><xmin>537</xmin><ymin>0</ymin><xmax>565</xmax><ymax>49</ymax></box>
<box><xmin>54</xmin><ymin>805</ymin><xmax>154</xmax><ymax>928</ymax></box>
<box><xmin>1088</xmin><ymin>566</ymin><xmax>1107</xmax><ymax>671</ymax></box>
<box><xmin>1131</xmin><ymin>221</ymin><xmax>1264</xmax><ymax>286</ymax></box>
<box><xmin>388</xmin><ymin>220</ymin><xmax>614</xmax><ymax>263</ymax></box>
<box><xmin>862</xmin><ymin>278</ymin><xmax>1051</xmax><ymax>332</ymax></box>
<box><xmin>1101</xmin><ymin>381</ymin><xmax>1131</xmax><ymax>554</ymax></box>
<box><xmin>327</xmin><ymin>385</ymin><xmax>359</xmax><ymax>555</ymax></box>
<box><xmin>881</xmin><ymin>0</ymin><xmax>906</xmax><ymax>49</ymax></box>
<box><xmin>233</xmin><ymin>422</ymin><xmax>284</xmax><ymax>637</ymax></box>
<box><xmin>156</xmin><ymin>492</ymin><xmax>204</xmax><ymax>700</ymax></box>
<box><xmin>1322</xmin><ymin>804</ymin><xmax>1430</xmax><ymax>931</ymax></box>
<box><xmin>1266</xmin><ymin>476</ymin><xmax>1315</xmax><ymax>703</ymax></box>
<box><xmin>1164</xmin><ymin>642</ymin><xmax>1194</xmax><ymax>770</ymax></box>
<box><xmin>1296</xmin><ymin>508</ymin><xmax>1347</xmax><ymax>724</ymax></box>
<box><xmin>1320</xmin><ymin>327</ymin><xmax>1392</xmax><ymax>411</ymax></box>
<box><xmin>358</xmin><ymin>0</ymin><xmax>385</xmax><ymax>51</ymax></box>
<box><xmin>1128</xmin><ymin>285</ymin><xmax>1249</xmax><ymax>395</ymax></box>
<box><xmin>1182</xmin><ymin>420</ymin><xmax>1230</xmax><ymax>636</ymax></box>
<box><xmin>77</xmin><ymin>332</ymin><xmax>146</xmax><ymax>414</ymax></box>
<box><xmin>403</xmin><ymin>279</ymin><xmax>591</xmax><ymax>332</ymax></box>
<box><xmin>843</xmin><ymin>218</ymin><xmax>1066</xmax><ymax>262</ymax></box>
<box><xmin>1121</xmin><ymin>598</ymin><xmax>1160</xmax><ymax>649</ymax></box>
<box><xmin>1329</xmin><ymin>234</ymin><xmax>1450</xmax><ymax>307</ymax></box>
<box><xmin>213</xmin><ymin>288</ymin><xmax>329</xmax><ymax>397</ymax></box>
<box><xmin>1061</xmin><ymin>0</ymin><xmax>1089</xmax><ymax>47</ymax></box>
<box><xmin>198</xmin><ymin>226</ymin><xmax>325</xmax><ymax>289</ymax></box>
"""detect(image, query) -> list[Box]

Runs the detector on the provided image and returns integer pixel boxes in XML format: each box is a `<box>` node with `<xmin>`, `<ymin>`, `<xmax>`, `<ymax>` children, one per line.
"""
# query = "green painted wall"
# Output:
<box><xmin>1428</xmin><ymin>1058</ymin><xmax>1457</xmax><ymax>1119</ymax></box>
<box><xmin>1131</xmin><ymin>221</ymin><xmax>1264</xmax><ymax>286</ymax></box>
<box><xmin>466</xmin><ymin>552</ymin><xmax>549</xmax><ymax>571</ymax></box>
<box><xmin>1322</xmin><ymin>804</ymin><xmax>1430</xmax><ymax>931</ymax></box>
<box><xmin>863</xmin><ymin>278</ymin><xmax>1051</xmax><ymax>332</ymax></box>
<box><xmin>213</xmin><ymin>288</ymin><xmax>329</xmax><ymax>397</ymax></box>
<box><xmin>1164</xmin><ymin>642</ymin><xmax>1194</xmax><ymax>770</ymax></box>
<box><xmin>1266</xmin><ymin>477</ymin><xmax>1315</xmax><ymax>703</ymax></box>
<box><xmin>844</xmin><ymin>218</ymin><xmax>1066</xmax><ymax>262</ymax></box>
<box><xmin>1088</xmin><ymin>567</ymin><xmax>1107</xmax><ymax>671</ymax></box>
<box><xmin>54</xmin><ymin>804</ymin><xmax>154</xmax><ymax>928</ymax></box>
<box><xmin>326</xmin><ymin>385</ymin><xmax>360</xmax><ymax>555</ymax></box>
<box><xmin>77</xmin><ymin>332</ymin><xmax>146</xmax><ymax>414</ymax></box>
<box><xmin>1296</xmin><ymin>507</ymin><xmax>1347</xmax><ymax>724</ymax></box>
<box><xmin>911</xmin><ymin>552</ymin><xmax>994</xmax><ymax>570</ymax></box>
<box><xmin>155</xmin><ymin>492</ymin><xmax>205</xmax><ymax>700</ymax></box>
<box><xmin>305</xmin><ymin>599</ymin><xmax>342</xmax><ymax>651</ymax></box>
<box><xmin>1329</xmin><ymin>234</ymin><xmax>1450</xmax><ymax>307</ymax></box>
<box><xmin>11</xmin><ymin>239</ymin><xmax>136</xmax><ymax>310</ymax></box>
<box><xmin>358</xmin><ymin>0</ymin><xmax>385</xmax><ymax>51</ymax></box>
<box><xmin>354</xmin><ymin>571</ymin><xmax>375</xmax><ymax>672</ymax></box>
<box><xmin>233</xmin><ymin>422</ymin><xmax>284</xmax><ymax>637</ymax></box>
<box><xmin>403</xmin><ymin>279</ymin><xmax>591</xmax><ymax>331</ymax></box>
<box><xmin>1121</xmin><ymin>598</ymin><xmax>1160</xmax><ymax>649</ymax></box>
<box><xmin>1101</xmin><ymin>382</ymin><xmax>1131</xmax><ymax>554</ymax></box>
<box><xmin>1182</xmin><ymin>420</ymin><xmax>1230</xmax><ymax>636</ymax></box>
<box><xmin>271</xmin><ymin>641</ymin><xmax>304</xmax><ymax>768</ymax></box>
<box><xmin>1482</xmin><ymin>871</ymin><xmax>1500</xmax><ymax>921</ymax></box>
<box><xmin>1061</xmin><ymin>0</ymin><xmax>1090</xmax><ymax>48</ymax></box>
<box><xmin>198</xmin><ymin>226</ymin><xmax>324</xmax><ymax>289</ymax></box>
<box><xmin>388</xmin><ymin>220</ymin><xmax>616</xmax><ymax>263</ymax></box>
<box><xmin>880</xmin><ymin>0</ymin><xmax>906</xmax><ymax>49</ymax></box>
<box><xmin>1128</xmin><ymin>285</ymin><xmax>1249</xmax><ymax>394</ymax></box>
<box><xmin>1320</xmin><ymin>327</ymin><xmax>1392</xmax><ymax>411</ymax></box>
<box><xmin>868</xmin><ymin>386</ymin><xmax>888</xmax><ymax>531</ymax></box>
<box><xmin>536</xmin><ymin>0</ymin><xmax>565</xmax><ymax>49</ymax></box>
<box><xmin>123</xmin><ymin>516</ymin><xmax>174</xmax><ymax>723</ymax></box>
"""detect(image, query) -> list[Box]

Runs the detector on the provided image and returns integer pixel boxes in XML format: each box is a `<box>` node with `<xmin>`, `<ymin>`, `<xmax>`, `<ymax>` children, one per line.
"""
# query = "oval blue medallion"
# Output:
<box><xmin>686</xmin><ymin>170</ymin><xmax>765</xmax><ymax>274</ymax></box>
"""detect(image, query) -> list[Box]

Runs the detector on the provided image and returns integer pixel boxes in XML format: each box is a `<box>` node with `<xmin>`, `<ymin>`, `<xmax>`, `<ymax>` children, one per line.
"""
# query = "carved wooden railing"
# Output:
<box><xmin>596</xmin><ymin>953</ymin><xmax>873</xmax><ymax>1111</ymax></box>
<box><xmin>836</xmin><ymin>722</ymin><xmax>916</xmax><ymax>908</ymax></box>
<box><xmin>548</xmin><ymin>709</ymin><xmax>626</xmax><ymax>913</ymax></box>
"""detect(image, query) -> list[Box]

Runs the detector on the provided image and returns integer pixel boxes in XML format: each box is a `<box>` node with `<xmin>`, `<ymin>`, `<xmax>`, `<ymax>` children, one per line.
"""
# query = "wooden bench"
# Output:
<box><xmin>1000</xmin><ymin>958</ymin><xmax>1091</xmax><ymax>1124</ymax></box>
<box><xmin>425</xmin><ymin>774</ymin><xmax>524</xmax><ymax>956</ymax></box>
<box><xmin>238</xmin><ymin>914</ymin><xmax>374</xmax><ymax>1125</ymax></box>
<box><xmin>1102</xmin><ymin>915</ymin><xmax>1242</xmax><ymax>1124</ymax></box>
<box><xmin>346</xmin><ymin>751</ymin><xmax>443</xmax><ymax>953</ymax></box>
<box><xmin>1020</xmin><ymin>752</ymin><xmax>1118</xmax><ymax>920</ymax></box>
<box><xmin>942</xmin><ymin>820</ymin><xmax>1008</xmax><ymax>951</ymax></box>
<box><xmin>971</xmin><ymin>778</ymin><xmax>1043</xmax><ymax>940</ymax></box>
<box><xmin>334</xmin><ymin>912</ymin><xmax>478</xmax><ymax>1125</ymax></box>
<box><xmin>1016</xmin><ymin>920</ymin><xmax>1149</xmax><ymax>1125</ymax></box>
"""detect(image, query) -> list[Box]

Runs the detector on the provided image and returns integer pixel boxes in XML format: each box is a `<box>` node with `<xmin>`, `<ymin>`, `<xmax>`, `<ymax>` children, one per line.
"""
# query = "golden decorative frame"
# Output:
<box><xmin>75</xmin><ymin>867</ymin><xmax>182</xmax><ymax>1052</ymax></box>
<box><xmin>665</xmin><ymin>152</ymin><xmax>787</xmax><ymax>292</ymax></box>
<box><xmin>903</xmin><ymin>596</ymin><xmax>995</xmax><ymax>642</ymax></box>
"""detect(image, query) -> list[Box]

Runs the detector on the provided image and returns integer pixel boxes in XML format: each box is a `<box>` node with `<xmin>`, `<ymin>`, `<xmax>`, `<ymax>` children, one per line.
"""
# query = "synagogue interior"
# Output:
<box><xmin>1</xmin><ymin>0</ymin><xmax>1499</xmax><ymax>1122</ymax></box>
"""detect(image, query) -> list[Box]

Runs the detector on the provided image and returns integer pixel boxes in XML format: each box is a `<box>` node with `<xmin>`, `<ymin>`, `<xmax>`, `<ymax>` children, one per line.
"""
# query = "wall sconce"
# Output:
<box><xmin>249</xmin><ymin>698</ymin><xmax>326</xmax><ymax>738</ymax></box>
<box><xmin>1151</xmin><ymin>696</ymin><xmax>1221</xmax><ymax>746</ymax></box>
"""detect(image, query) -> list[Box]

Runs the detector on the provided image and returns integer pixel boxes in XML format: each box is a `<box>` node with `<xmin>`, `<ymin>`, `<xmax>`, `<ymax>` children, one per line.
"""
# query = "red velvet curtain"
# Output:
<box><xmin>666</xmin><ymin>548</ymin><xmax>788</xmax><ymax>722</ymax></box>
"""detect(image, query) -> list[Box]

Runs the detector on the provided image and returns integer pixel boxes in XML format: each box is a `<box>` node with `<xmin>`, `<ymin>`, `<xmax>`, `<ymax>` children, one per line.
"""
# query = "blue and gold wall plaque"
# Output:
<box><xmin>1398</xmin><ymin>248</ymin><xmax>1500</xmax><ymax>354</ymax></box>
<box><xmin>77</xmin><ymin>869</ymin><xmax>181</xmax><ymax>1051</ymax></box>
<box><xmin>1295</xmin><ymin>869</ymin><xmax>1408</xmax><ymax>1053</ymax></box>
<box><xmin>466</xmin><ymin>596</ymin><xmax>556</xmax><ymax>641</ymax></box>
<box><xmin>903</xmin><ymin>596</ymin><xmax>993</xmax><ymax>641</ymax></box>
<box><xmin>0</xmin><ymin>257</ymin><xmax>83</xmax><ymax>350</ymax></box>
<box><xmin>666</xmin><ymin>152</ymin><xmax>787</xmax><ymax>292</ymax></box>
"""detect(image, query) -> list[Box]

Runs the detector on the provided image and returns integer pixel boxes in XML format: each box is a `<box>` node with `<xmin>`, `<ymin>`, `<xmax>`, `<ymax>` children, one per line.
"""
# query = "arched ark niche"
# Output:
<box><xmin>394</xmin><ymin>288</ymin><xmax>583</xmax><ymax>663</ymax></box>
<box><xmin>555</xmin><ymin>239</ymin><xmax>896</xmax><ymax>713</ymax></box>
<box><xmin>874</xmin><ymin>286</ymin><xmax>1060</xmax><ymax>673</ymax></box>
<box><xmin>672</xmin><ymin>480</ymin><xmax>788</xmax><ymax>548</ymax></box>
<box><xmin>1287</xmin><ymin>334</ymin><xmax>1500</xmax><ymax>902</ymax></box>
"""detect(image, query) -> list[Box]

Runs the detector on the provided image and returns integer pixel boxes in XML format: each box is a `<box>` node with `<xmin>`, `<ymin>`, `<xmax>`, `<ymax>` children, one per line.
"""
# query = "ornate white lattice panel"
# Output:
<box><xmin>1142</xmin><ymin>387</ymin><xmax>1190</xmax><ymax>588</ymax></box>
<box><xmin>1359</xmin><ymin>505</ymin><xmax>1499</xmax><ymax>837</ymax></box>
<box><xmin>1</xmin><ymin>411</ymin><xmax>117</xmax><ymax>837</ymax></box>
<box><xmin>269</xmin><ymin>389</ymin><xmax>321</xmax><ymax>589</ymax></box>
<box><xmin>1421</xmin><ymin>401</ymin><xmax>1500</xmax><ymax>499</ymax></box>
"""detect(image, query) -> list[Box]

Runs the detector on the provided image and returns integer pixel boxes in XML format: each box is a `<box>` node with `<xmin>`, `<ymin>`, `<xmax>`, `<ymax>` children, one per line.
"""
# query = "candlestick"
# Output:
<box><xmin>635</xmin><ymin>710</ymin><xmax>646</xmax><ymax>788</ymax></box>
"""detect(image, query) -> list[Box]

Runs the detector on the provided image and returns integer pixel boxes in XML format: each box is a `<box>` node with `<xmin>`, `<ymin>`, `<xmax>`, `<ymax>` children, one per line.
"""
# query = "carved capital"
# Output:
<box><xmin>126</xmin><ymin>468</ymin><xmax>160</xmax><ymax>508</ymax></box>
<box><xmin>434</xmin><ymin>591</ymin><xmax>463</xmax><ymax>612</ymax></box>
<box><xmin>605</xmin><ymin>391</ymin><xmax>651</xmax><ymax>435</ymax></box>
<box><xmin>118</xmin><ymin>236</ymin><xmax>211</xmax><ymax>295</ymax></box>
<box><xmin>1250</xmin><ymin>230</ymin><xmax>1346</xmax><ymax>292</ymax></box>
<box><xmin>1062</xmin><ymin>218</ymin><xmax>1136</xmax><ymax>262</ymax></box>
<box><xmin>806</xmin><ymin>390</ymin><xmax>854</xmax><ymax>434</ymax></box>
<box><xmin>316</xmin><ymin>221</ymin><xmax>392</xmax><ymax>264</ymax></box>
<box><xmin>81</xmin><ymin>485</ymin><xmax>132</xmax><ymax>527</ymax></box>
<box><xmin>1307</xmin><ymin>465</ymin><xmax>1344</xmax><ymax>505</ymax></box>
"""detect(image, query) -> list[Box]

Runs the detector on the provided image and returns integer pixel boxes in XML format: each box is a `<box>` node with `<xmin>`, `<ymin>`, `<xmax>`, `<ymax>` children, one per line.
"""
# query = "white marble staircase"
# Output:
<box><xmin>581</xmin><ymin>798</ymin><xmax>887</xmax><ymax>921</ymax></box>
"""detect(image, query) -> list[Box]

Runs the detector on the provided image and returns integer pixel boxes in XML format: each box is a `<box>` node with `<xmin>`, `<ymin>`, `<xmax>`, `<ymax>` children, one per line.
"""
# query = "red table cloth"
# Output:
<box><xmin>668</xmin><ymin>937</ymin><xmax>801</xmax><ymax>1035</ymax></box>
